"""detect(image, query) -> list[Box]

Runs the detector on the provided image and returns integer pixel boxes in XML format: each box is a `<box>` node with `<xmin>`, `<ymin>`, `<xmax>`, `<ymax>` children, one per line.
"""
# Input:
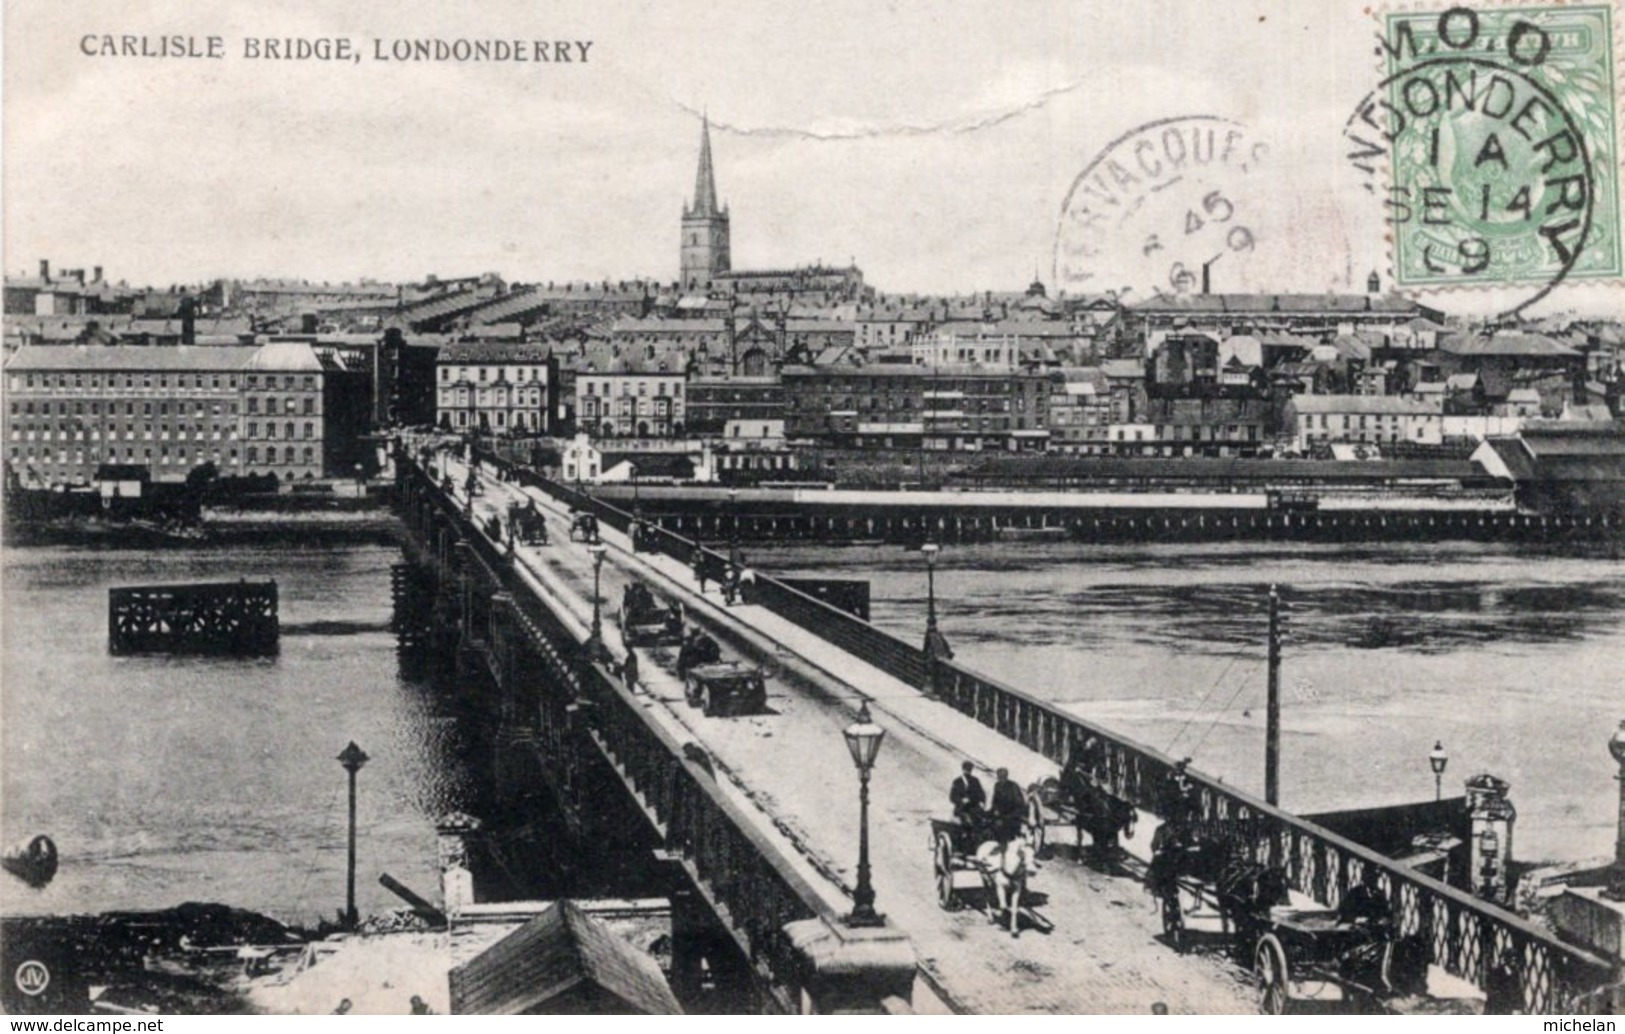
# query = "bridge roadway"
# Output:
<box><xmin>444</xmin><ymin>457</ymin><xmax>1258</xmax><ymax>1014</ymax></box>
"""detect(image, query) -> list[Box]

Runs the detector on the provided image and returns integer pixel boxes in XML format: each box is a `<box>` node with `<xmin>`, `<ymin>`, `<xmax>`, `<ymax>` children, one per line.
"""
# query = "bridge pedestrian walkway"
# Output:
<box><xmin>447</xmin><ymin>458</ymin><xmax>1258</xmax><ymax>1014</ymax></box>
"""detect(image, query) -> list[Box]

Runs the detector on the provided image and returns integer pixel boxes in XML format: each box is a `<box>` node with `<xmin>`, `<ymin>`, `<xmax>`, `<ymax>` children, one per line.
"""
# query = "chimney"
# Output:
<box><xmin>39</xmin><ymin>259</ymin><xmax>49</xmax><ymax>281</ymax></box>
<box><xmin>179</xmin><ymin>296</ymin><xmax>197</xmax><ymax>345</ymax></box>
<box><xmin>93</xmin><ymin>266</ymin><xmax>103</xmax><ymax>283</ymax></box>
<box><xmin>1201</xmin><ymin>260</ymin><xmax>1212</xmax><ymax>296</ymax></box>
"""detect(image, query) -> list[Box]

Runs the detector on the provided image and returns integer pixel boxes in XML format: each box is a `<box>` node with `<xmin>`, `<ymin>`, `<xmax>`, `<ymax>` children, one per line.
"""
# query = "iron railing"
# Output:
<box><xmin>486</xmin><ymin>455</ymin><xmax>1616</xmax><ymax>1013</ymax></box>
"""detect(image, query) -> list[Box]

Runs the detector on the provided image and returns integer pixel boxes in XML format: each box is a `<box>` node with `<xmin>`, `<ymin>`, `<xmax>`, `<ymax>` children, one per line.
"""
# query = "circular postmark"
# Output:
<box><xmin>1053</xmin><ymin>116</ymin><xmax>1271</xmax><ymax>300</ymax></box>
<box><xmin>14</xmin><ymin>959</ymin><xmax>50</xmax><ymax>997</ymax></box>
<box><xmin>1342</xmin><ymin>6</ymin><xmax>1612</xmax><ymax>316</ymax></box>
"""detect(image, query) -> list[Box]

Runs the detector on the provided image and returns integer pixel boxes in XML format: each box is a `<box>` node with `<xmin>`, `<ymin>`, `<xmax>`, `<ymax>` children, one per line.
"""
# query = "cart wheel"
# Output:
<box><xmin>934</xmin><ymin>833</ymin><xmax>956</xmax><ymax>910</ymax></box>
<box><xmin>1161</xmin><ymin>892</ymin><xmax>1185</xmax><ymax>953</ymax></box>
<box><xmin>701</xmin><ymin>685</ymin><xmax>717</xmax><ymax>717</ymax></box>
<box><xmin>1254</xmin><ymin>933</ymin><xmax>1290</xmax><ymax>1015</ymax></box>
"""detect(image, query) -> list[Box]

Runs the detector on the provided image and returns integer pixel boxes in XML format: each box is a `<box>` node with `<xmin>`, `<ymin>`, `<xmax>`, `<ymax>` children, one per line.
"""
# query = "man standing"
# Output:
<box><xmin>949</xmin><ymin>761</ymin><xmax>986</xmax><ymax>828</ymax></box>
<box><xmin>990</xmin><ymin>767</ymin><xmax>1026</xmax><ymax>843</ymax></box>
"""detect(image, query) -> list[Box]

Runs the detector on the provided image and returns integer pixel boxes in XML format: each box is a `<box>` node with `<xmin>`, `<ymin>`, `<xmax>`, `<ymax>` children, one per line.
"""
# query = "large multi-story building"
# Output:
<box><xmin>575</xmin><ymin>352</ymin><xmax>688</xmax><ymax>438</ymax></box>
<box><xmin>781</xmin><ymin>364</ymin><xmax>1052</xmax><ymax>451</ymax></box>
<box><xmin>4</xmin><ymin>341</ymin><xmax>370</xmax><ymax>486</ymax></box>
<box><xmin>685</xmin><ymin>375</ymin><xmax>785</xmax><ymax>434</ymax></box>
<box><xmin>433</xmin><ymin>342</ymin><xmax>556</xmax><ymax>435</ymax></box>
<box><xmin>1283</xmin><ymin>394</ymin><xmax>1445</xmax><ymax>452</ymax></box>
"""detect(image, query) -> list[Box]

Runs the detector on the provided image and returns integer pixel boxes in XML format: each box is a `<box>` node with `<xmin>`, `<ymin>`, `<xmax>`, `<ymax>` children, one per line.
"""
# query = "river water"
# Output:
<box><xmin>755</xmin><ymin>540</ymin><xmax>1625</xmax><ymax>865</ymax></box>
<box><xmin>0</xmin><ymin>542</ymin><xmax>483</xmax><ymax>924</ymax></box>
<box><xmin>3</xmin><ymin>535</ymin><xmax>1620</xmax><ymax>924</ymax></box>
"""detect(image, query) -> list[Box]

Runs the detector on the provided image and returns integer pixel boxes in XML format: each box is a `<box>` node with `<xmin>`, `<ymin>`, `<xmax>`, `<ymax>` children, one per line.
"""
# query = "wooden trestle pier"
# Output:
<box><xmin>108</xmin><ymin>580</ymin><xmax>279</xmax><ymax>656</ymax></box>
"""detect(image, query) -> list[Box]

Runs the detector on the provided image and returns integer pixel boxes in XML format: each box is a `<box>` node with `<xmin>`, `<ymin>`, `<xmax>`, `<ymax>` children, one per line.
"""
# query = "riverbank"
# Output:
<box><xmin>3</xmin><ymin>503</ymin><xmax>403</xmax><ymax>549</ymax></box>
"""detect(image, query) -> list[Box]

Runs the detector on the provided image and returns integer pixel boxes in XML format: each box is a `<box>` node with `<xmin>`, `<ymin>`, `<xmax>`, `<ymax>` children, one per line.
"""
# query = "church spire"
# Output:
<box><xmin>691</xmin><ymin>115</ymin><xmax>720</xmax><ymax>217</ymax></box>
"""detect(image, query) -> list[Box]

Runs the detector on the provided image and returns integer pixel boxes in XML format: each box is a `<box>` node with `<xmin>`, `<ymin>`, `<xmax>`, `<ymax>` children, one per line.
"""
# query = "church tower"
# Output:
<box><xmin>680</xmin><ymin>116</ymin><xmax>730</xmax><ymax>291</ymax></box>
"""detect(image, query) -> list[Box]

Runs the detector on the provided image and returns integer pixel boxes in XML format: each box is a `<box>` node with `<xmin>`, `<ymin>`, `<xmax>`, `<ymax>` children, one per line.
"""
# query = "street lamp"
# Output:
<box><xmin>1608</xmin><ymin>720</ymin><xmax>1625</xmax><ymax>900</ymax></box>
<box><xmin>354</xmin><ymin>462</ymin><xmax>364</xmax><ymax>496</ymax></box>
<box><xmin>336</xmin><ymin>741</ymin><xmax>370</xmax><ymax>929</ymax></box>
<box><xmin>842</xmin><ymin>700</ymin><xmax>887</xmax><ymax>928</ymax></box>
<box><xmin>920</xmin><ymin>543</ymin><xmax>953</xmax><ymax>697</ymax></box>
<box><xmin>586</xmin><ymin>542</ymin><xmax>609</xmax><ymax>663</ymax></box>
<box><xmin>726</xmin><ymin>486</ymin><xmax>739</xmax><ymax>544</ymax></box>
<box><xmin>1429</xmin><ymin>740</ymin><xmax>1449</xmax><ymax>802</ymax></box>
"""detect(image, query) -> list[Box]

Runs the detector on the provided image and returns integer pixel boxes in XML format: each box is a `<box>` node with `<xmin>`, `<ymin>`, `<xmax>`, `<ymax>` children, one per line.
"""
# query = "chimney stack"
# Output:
<box><xmin>39</xmin><ymin>259</ymin><xmax>49</xmax><ymax>281</ymax></box>
<box><xmin>179</xmin><ymin>296</ymin><xmax>197</xmax><ymax>345</ymax></box>
<box><xmin>93</xmin><ymin>266</ymin><xmax>103</xmax><ymax>283</ymax></box>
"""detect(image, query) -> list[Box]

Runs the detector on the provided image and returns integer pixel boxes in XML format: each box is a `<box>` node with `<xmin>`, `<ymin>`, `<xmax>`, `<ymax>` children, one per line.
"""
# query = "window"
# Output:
<box><xmin>267</xmin><ymin>423</ymin><xmax>276</xmax><ymax>439</ymax></box>
<box><xmin>303</xmin><ymin>422</ymin><xmax>313</xmax><ymax>439</ymax></box>
<box><xmin>247</xmin><ymin>398</ymin><xmax>258</xmax><ymax>414</ymax></box>
<box><xmin>303</xmin><ymin>398</ymin><xmax>313</xmax><ymax>415</ymax></box>
<box><xmin>284</xmin><ymin>422</ymin><xmax>294</xmax><ymax>439</ymax></box>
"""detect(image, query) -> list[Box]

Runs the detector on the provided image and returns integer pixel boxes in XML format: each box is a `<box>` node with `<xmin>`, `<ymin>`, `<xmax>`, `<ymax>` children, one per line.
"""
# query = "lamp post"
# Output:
<box><xmin>920</xmin><ymin>543</ymin><xmax>953</xmax><ymax>697</ymax></box>
<box><xmin>354</xmin><ymin>462</ymin><xmax>364</xmax><ymax>497</ymax></box>
<box><xmin>1608</xmin><ymin>720</ymin><xmax>1625</xmax><ymax>900</ymax></box>
<box><xmin>842</xmin><ymin>700</ymin><xmax>887</xmax><ymax>927</ymax></box>
<box><xmin>336</xmin><ymin>741</ymin><xmax>369</xmax><ymax>929</ymax></box>
<box><xmin>726</xmin><ymin>486</ymin><xmax>739</xmax><ymax>550</ymax></box>
<box><xmin>1429</xmin><ymin>740</ymin><xmax>1449</xmax><ymax>802</ymax></box>
<box><xmin>586</xmin><ymin>542</ymin><xmax>609</xmax><ymax>663</ymax></box>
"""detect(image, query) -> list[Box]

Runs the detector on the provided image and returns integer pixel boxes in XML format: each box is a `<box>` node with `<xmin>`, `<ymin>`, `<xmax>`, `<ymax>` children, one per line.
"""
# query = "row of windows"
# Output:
<box><xmin>13</xmin><ymin>400</ymin><xmax>234</xmax><ymax>417</ymax></box>
<box><xmin>244</xmin><ymin>375</ymin><xmax>317</xmax><ymax>390</ymax></box>
<box><xmin>244</xmin><ymin>422</ymin><xmax>318</xmax><ymax>439</ymax></box>
<box><xmin>11</xmin><ymin>427</ymin><xmax>235</xmax><ymax>440</ymax></box>
<box><xmin>245</xmin><ymin>396</ymin><xmax>315</xmax><ymax>415</ymax></box>
<box><xmin>1304</xmin><ymin>412</ymin><xmax>1433</xmax><ymax>429</ymax></box>
<box><xmin>449</xmin><ymin>410</ymin><xmax>540</xmax><ymax>427</ymax></box>
<box><xmin>439</xmin><ymin>390</ymin><xmax>546</xmax><ymax>405</ymax></box>
<box><xmin>580</xmin><ymin>380</ymin><xmax>683</xmax><ymax>397</ymax></box>
<box><xmin>438</xmin><ymin>366</ymin><xmax>547</xmax><ymax>382</ymax></box>
<box><xmin>10</xmin><ymin>444</ymin><xmax>319</xmax><ymax>469</ymax></box>
<box><xmin>10</xmin><ymin>373</ymin><xmax>241</xmax><ymax>390</ymax></box>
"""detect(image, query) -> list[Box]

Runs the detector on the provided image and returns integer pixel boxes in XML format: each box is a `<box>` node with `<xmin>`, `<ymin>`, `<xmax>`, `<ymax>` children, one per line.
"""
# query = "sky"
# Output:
<box><xmin>3</xmin><ymin>0</ymin><xmax>1621</xmax><ymax>317</ymax></box>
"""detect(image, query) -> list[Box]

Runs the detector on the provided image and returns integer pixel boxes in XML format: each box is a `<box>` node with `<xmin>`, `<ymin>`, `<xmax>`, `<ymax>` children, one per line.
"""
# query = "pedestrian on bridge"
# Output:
<box><xmin>950</xmin><ymin>761</ymin><xmax>986</xmax><ymax>830</ymax></box>
<box><xmin>990</xmin><ymin>767</ymin><xmax>1026</xmax><ymax>843</ymax></box>
<box><xmin>692</xmin><ymin>544</ymin><xmax>708</xmax><ymax>593</ymax></box>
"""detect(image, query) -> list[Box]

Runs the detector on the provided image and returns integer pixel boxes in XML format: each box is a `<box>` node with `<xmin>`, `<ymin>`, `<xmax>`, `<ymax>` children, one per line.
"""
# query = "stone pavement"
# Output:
<box><xmin>443</xmin><ymin>458</ymin><xmax>1261</xmax><ymax>1014</ymax></box>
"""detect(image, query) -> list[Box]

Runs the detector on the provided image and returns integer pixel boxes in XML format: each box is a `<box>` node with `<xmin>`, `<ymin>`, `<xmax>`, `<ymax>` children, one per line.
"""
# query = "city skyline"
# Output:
<box><xmin>4</xmin><ymin>0</ymin><xmax>1621</xmax><ymax>317</ymax></box>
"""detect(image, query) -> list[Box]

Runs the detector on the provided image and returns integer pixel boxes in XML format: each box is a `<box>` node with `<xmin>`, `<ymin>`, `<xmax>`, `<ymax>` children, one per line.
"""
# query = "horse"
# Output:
<box><xmin>1069</xmin><ymin>778</ymin><xmax>1138</xmax><ymax>863</ymax></box>
<box><xmin>974</xmin><ymin>835</ymin><xmax>1040</xmax><ymax>937</ymax></box>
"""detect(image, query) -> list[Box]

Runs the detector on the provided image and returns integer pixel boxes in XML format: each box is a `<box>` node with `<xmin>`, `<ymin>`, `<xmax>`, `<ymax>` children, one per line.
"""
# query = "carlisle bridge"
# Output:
<box><xmin>392</xmin><ymin>442</ymin><xmax>1616</xmax><ymax>1014</ymax></box>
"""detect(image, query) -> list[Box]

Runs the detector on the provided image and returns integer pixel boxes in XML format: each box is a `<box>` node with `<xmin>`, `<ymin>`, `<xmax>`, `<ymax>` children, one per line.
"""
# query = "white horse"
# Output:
<box><xmin>974</xmin><ymin>835</ymin><xmax>1040</xmax><ymax>937</ymax></box>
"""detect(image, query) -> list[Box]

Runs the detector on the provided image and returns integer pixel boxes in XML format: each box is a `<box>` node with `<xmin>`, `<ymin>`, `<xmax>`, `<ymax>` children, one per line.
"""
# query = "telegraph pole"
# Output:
<box><xmin>1265</xmin><ymin>585</ymin><xmax>1281</xmax><ymax>808</ymax></box>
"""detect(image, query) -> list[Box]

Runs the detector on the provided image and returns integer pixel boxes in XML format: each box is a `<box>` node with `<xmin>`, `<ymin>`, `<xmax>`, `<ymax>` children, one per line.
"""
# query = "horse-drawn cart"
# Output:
<box><xmin>929</xmin><ymin>819</ymin><xmax>982</xmax><ymax>911</ymax></box>
<box><xmin>1145</xmin><ymin>823</ymin><xmax>1439</xmax><ymax>1014</ymax></box>
<box><xmin>1024</xmin><ymin>775</ymin><xmax>1137</xmax><ymax>863</ymax></box>
<box><xmin>1248</xmin><ymin>907</ymin><xmax>1432</xmax><ymax>1015</ymax></box>
<box><xmin>929</xmin><ymin>818</ymin><xmax>1048</xmax><ymax>937</ymax></box>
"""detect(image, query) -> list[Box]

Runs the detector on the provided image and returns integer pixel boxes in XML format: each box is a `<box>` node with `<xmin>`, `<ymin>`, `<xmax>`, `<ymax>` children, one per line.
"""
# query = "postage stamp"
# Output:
<box><xmin>1360</xmin><ymin>4</ymin><xmax>1620</xmax><ymax>304</ymax></box>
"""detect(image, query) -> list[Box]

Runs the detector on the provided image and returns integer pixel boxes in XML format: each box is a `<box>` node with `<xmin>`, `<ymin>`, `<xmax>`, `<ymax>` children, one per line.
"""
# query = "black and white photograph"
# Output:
<box><xmin>2</xmin><ymin>0</ymin><xmax>1623</xmax><ymax>1019</ymax></box>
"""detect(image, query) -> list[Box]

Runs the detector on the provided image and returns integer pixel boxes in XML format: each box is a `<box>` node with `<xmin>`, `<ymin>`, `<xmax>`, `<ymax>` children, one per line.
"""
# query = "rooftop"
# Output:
<box><xmin>5</xmin><ymin>344</ymin><xmax>260</xmax><ymax>372</ymax></box>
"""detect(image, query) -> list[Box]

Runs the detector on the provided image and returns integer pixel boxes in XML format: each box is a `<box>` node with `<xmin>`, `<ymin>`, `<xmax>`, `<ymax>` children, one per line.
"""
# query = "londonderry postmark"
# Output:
<box><xmin>1348</xmin><ymin>4</ymin><xmax>1619</xmax><ymax>308</ymax></box>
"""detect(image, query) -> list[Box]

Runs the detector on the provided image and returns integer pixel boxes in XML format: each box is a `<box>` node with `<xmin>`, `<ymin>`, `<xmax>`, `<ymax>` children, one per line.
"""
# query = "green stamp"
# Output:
<box><xmin>1372</xmin><ymin>5</ymin><xmax>1619</xmax><ymax>305</ymax></box>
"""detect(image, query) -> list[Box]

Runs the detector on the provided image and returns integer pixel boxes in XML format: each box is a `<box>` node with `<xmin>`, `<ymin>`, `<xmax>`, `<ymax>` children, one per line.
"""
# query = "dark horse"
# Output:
<box><xmin>1147</xmin><ymin>820</ymin><xmax>1289</xmax><ymax>953</ymax></box>
<box><xmin>1057</xmin><ymin>766</ymin><xmax>1137</xmax><ymax>863</ymax></box>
